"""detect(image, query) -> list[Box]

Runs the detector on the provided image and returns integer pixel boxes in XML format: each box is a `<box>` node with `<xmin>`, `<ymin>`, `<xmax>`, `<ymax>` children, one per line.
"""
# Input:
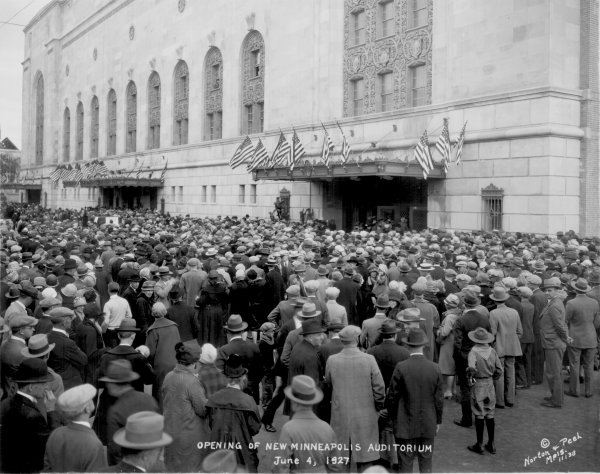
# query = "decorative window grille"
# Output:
<box><xmin>90</xmin><ymin>96</ymin><xmax>99</xmax><ymax>158</ymax></box>
<box><xmin>204</xmin><ymin>47</ymin><xmax>223</xmax><ymax>140</ymax></box>
<box><xmin>63</xmin><ymin>107</ymin><xmax>71</xmax><ymax>162</ymax></box>
<box><xmin>126</xmin><ymin>81</ymin><xmax>137</xmax><ymax>153</ymax></box>
<box><xmin>35</xmin><ymin>75</ymin><xmax>44</xmax><ymax>164</ymax></box>
<box><xmin>76</xmin><ymin>102</ymin><xmax>84</xmax><ymax>160</ymax></box>
<box><xmin>173</xmin><ymin>61</ymin><xmax>189</xmax><ymax>145</ymax></box>
<box><xmin>482</xmin><ymin>184</ymin><xmax>504</xmax><ymax>231</ymax></box>
<box><xmin>107</xmin><ymin>89</ymin><xmax>117</xmax><ymax>156</ymax></box>
<box><xmin>241</xmin><ymin>31</ymin><xmax>265</xmax><ymax>134</ymax></box>
<box><xmin>148</xmin><ymin>72</ymin><xmax>161</xmax><ymax>149</ymax></box>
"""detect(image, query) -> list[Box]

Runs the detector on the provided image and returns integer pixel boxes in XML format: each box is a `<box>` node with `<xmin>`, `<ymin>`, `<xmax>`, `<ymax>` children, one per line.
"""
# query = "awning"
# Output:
<box><xmin>2</xmin><ymin>182</ymin><xmax>42</xmax><ymax>190</ymax></box>
<box><xmin>252</xmin><ymin>158</ymin><xmax>445</xmax><ymax>181</ymax></box>
<box><xmin>63</xmin><ymin>177</ymin><xmax>163</xmax><ymax>188</ymax></box>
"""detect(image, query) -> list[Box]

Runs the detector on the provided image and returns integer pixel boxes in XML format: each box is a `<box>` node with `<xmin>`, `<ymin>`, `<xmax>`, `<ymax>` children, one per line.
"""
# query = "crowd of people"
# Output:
<box><xmin>0</xmin><ymin>202</ymin><xmax>599</xmax><ymax>473</ymax></box>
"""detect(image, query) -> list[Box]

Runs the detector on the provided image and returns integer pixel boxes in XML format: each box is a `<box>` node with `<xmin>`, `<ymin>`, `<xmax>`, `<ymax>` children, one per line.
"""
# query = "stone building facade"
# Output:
<box><xmin>18</xmin><ymin>0</ymin><xmax>599</xmax><ymax>235</ymax></box>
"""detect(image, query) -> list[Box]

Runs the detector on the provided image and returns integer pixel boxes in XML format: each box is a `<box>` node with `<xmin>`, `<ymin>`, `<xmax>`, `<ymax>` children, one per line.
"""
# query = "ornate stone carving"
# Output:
<box><xmin>204</xmin><ymin>47</ymin><xmax>223</xmax><ymax>114</ymax></box>
<box><xmin>178</xmin><ymin>0</ymin><xmax>186</xmax><ymax>13</ymax></box>
<box><xmin>245</xmin><ymin>12</ymin><xmax>255</xmax><ymax>31</ymax></box>
<box><xmin>343</xmin><ymin>0</ymin><xmax>433</xmax><ymax>117</ymax></box>
<box><xmin>174</xmin><ymin>61</ymin><xmax>189</xmax><ymax>121</ymax></box>
<box><xmin>242</xmin><ymin>30</ymin><xmax>265</xmax><ymax>106</ymax></box>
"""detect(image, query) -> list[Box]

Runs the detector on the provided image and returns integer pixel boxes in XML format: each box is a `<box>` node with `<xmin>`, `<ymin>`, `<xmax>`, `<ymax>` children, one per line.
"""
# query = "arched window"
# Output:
<box><xmin>204</xmin><ymin>47</ymin><xmax>223</xmax><ymax>140</ymax></box>
<box><xmin>148</xmin><ymin>72</ymin><xmax>161</xmax><ymax>149</ymax></box>
<box><xmin>173</xmin><ymin>60</ymin><xmax>189</xmax><ymax>145</ymax></box>
<box><xmin>63</xmin><ymin>107</ymin><xmax>71</xmax><ymax>162</ymax></box>
<box><xmin>76</xmin><ymin>101</ymin><xmax>84</xmax><ymax>160</ymax></box>
<box><xmin>241</xmin><ymin>30</ymin><xmax>265</xmax><ymax>134</ymax></box>
<box><xmin>90</xmin><ymin>96</ymin><xmax>99</xmax><ymax>158</ymax></box>
<box><xmin>35</xmin><ymin>74</ymin><xmax>44</xmax><ymax>164</ymax></box>
<box><xmin>107</xmin><ymin>89</ymin><xmax>117</xmax><ymax>156</ymax></box>
<box><xmin>126</xmin><ymin>81</ymin><xmax>137</xmax><ymax>153</ymax></box>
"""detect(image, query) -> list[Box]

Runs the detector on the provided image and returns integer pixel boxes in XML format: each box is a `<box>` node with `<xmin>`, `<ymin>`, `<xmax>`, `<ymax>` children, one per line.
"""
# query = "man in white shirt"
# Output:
<box><xmin>103</xmin><ymin>282</ymin><xmax>133</xmax><ymax>348</ymax></box>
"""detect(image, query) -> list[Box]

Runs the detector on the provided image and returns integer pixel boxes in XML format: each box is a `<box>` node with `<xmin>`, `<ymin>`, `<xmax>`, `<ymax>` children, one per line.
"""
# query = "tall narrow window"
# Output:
<box><xmin>409</xmin><ymin>64</ymin><xmax>427</xmax><ymax>106</ymax></box>
<box><xmin>250</xmin><ymin>184</ymin><xmax>257</xmax><ymax>204</ymax></box>
<box><xmin>63</xmin><ymin>107</ymin><xmax>71</xmax><ymax>162</ymax></box>
<box><xmin>126</xmin><ymin>81</ymin><xmax>137</xmax><ymax>153</ymax></box>
<box><xmin>239</xmin><ymin>185</ymin><xmax>245</xmax><ymax>204</ymax></box>
<box><xmin>210</xmin><ymin>185</ymin><xmax>216</xmax><ymax>203</ymax></box>
<box><xmin>148</xmin><ymin>72</ymin><xmax>161</xmax><ymax>149</ymax></box>
<box><xmin>35</xmin><ymin>74</ymin><xmax>44</xmax><ymax>164</ymax></box>
<box><xmin>107</xmin><ymin>89</ymin><xmax>117</xmax><ymax>156</ymax></box>
<box><xmin>90</xmin><ymin>96</ymin><xmax>99</xmax><ymax>158</ymax></box>
<box><xmin>378</xmin><ymin>1</ymin><xmax>394</xmax><ymax>37</ymax></box>
<box><xmin>242</xmin><ymin>31</ymin><xmax>265</xmax><ymax>134</ymax></box>
<box><xmin>76</xmin><ymin>102</ymin><xmax>84</xmax><ymax>160</ymax></box>
<box><xmin>351</xmin><ymin>78</ymin><xmax>364</xmax><ymax>116</ymax></box>
<box><xmin>178</xmin><ymin>186</ymin><xmax>183</xmax><ymax>202</ymax></box>
<box><xmin>482</xmin><ymin>184</ymin><xmax>504</xmax><ymax>231</ymax></box>
<box><xmin>204</xmin><ymin>48</ymin><xmax>223</xmax><ymax>140</ymax></box>
<box><xmin>173</xmin><ymin>60</ymin><xmax>189</xmax><ymax>145</ymax></box>
<box><xmin>410</xmin><ymin>0</ymin><xmax>427</xmax><ymax>28</ymax></box>
<box><xmin>201</xmin><ymin>185</ymin><xmax>207</xmax><ymax>203</ymax></box>
<box><xmin>352</xmin><ymin>10</ymin><xmax>366</xmax><ymax>45</ymax></box>
<box><xmin>378</xmin><ymin>71</ymin><xmax>393</xmax><ymax>112</ymax></box>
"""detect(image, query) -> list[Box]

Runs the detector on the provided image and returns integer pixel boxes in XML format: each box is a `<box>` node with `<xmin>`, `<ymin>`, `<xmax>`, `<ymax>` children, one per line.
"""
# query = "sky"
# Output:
<box><xmin>0</xmin><ymin>0</ymin><xmax>49</xmax><ymax>149</ymax></box>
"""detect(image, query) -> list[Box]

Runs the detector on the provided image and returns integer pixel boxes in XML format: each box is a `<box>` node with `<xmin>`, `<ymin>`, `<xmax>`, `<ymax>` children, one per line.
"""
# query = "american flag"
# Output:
<box><xmin>340</xmin><ymin>130</ymin><xmax>351</xmax><ymax>164</ymax></box>
<box><xmin>247</xmin><ymin>139</ymin><xmax>269</xmax><ymax>172</ymax></box>
<box><xmin>272</xmin><ymin>132</ymin><xmax>291</xmax><ymax>167</ymax></box>
<box><xmin>414</xmin><ymin>129</ymin><xmax>433</xmax><ymax>180</ymax></box>
<box><xmin>321</xmin><ymin>130</ymin><xmax>334</xmax><ymax>167</ymax></box>
<box><xmin>230</xmin><ymin>136</ymin><xmax>253</xmax><ymax>170</ymax></box>
<box><xmin>435</xmin><ymin>118</ymin><xmax>451</xmax><ymax>173</ymax></box>
<box><xmin>73</xmin><ymin>164</ymin><xmax>84</xmax><ymax>183</ymax></box>
<box><xmin>160</xmin><ymin>158</ymin><xmax>168</xmax><ymax>183</ymax></box>
<box><xmin>97</xmin><ymin>161</ymin><xmax>109</xmax><ymax>176</ymax></box>
<box><xmin>136</xmin><ymin>158</ymin><xmax>145</xmax><ymax>179</ymax></box>
<box><xmin>454</xmin><ymin>121</ymin><xmax>467</xmax><ymax>165</ymax></box>
<box><xmin>62</xmin><ymin>164</ymin><xmax>74</xmax><ymax>181</ymax></box>
<box><xmin>290</xmin><ymin>130</ymin><xmax>305</xmax><ymax>170</ymax></box>
<box><xmin>50</xmin><ymin>166</ymin><xmax>63</xmax><ymax>183</ymax></box>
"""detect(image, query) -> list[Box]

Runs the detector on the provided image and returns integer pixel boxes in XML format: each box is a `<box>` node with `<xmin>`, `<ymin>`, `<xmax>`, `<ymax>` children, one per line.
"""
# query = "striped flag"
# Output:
<box><xmin>321</xmin><ymin>130</ymin><xmax>334</xmax><ymax>167</ymax></box>
<box><xmin>230</xmin><ymin>136</ymin><xmax>253</xmax><ymax>170</ymax></box>
<box><xmin>290</xmin><ymin>130</ymin><xmax>305</xmax><ymax>170</ymax></box>
<box><xmin>414</xmin><ymin>129</ymin><xmax>433</xmax><ymax>180</ymax></box>
<box><xmin>247</xmin><ymin>139</ymin><xmax>269</xmax><ymax>172</ymax></box>
<box><xmin>50</xmin><ymin>166</ymin><xmax>62</xmax><ymax>183</ymax></box>
<box><xmin>435</xmin><ymin>118</ymin><xmax>451</xmax><ymax>173</ymax></box>
<box><xmin>160</xmin><ymin>158</ymin><xmax>168</xmax><ymax>183</ymax></box>
<box><xmin>454</xmin><ymin>121</ymin><xmax>467</xmax><ymax>165</ymax></box>
<box><xmin>340</xmin><ymin>130</ymin><xmax>351</xmax><ymax>164</ymax></box>
<box><xmin>97</xmin><ymin>161</ymin><xmax>109</xmax><ymax>176</ymax></box>
<box><xmin>63</xmin><ymin>164</ymin><xmax>74</xmax><ymax>181</ymax></box>
<box><xmin>73</xmin><ymin>164</ymin><xmax>83</xmax><ymax>183</ymax></box>
<box><xmin>272</xmin><ymin>132</ymin><xmax>291</xmax><ymax>167</ymax></box>
<box><xmin>136</xmin><ymin>158</ymin><xmax>145</xmax><ymax>179</ymax></box>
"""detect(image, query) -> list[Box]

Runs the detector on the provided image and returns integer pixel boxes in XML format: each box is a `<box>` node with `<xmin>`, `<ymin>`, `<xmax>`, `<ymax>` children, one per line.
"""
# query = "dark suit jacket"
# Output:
<box><xmin>0</xmin><ymin>338</ymin><xmax>26</xmax><ymax>394</ymax></box>
<box><xmin>47</xmin><ymin>329</ymin><xmax>88</xmax><ymax>390</ymax></box>
<box><xmin>289</xmin><ymin>339</ymin><xmax>324</xmax><ymax>385</ymax></box>
<box><xmin>319</xmin><ymin>338</ymin><xmax>344</xmax><ymax>363</ymax></box>
<box><xmin>265</xmin><ymin>268</ymin><xmax>286</xmax><ymax>309</ymax></box>
<box><xmin>97</xmin><ymin>345</ymin><xmax>155</xmax><ymax>391</ymax></box>
<box><xmin>368</xmin><ymin>339</ymin><xmax>410</xmax><ymax>388</ymax></box>
<box><xmin>453</xmin><ymin>309</ymin><xmax>491</xmax><ymax>359</ymax></box>
<box><xmin>75</xmin><ymin>319</ymin><xmax>105</xmax><ymax>385</ymax></box>
<box><xmin>216</xmin><ymin>338</ymin><xmax>264</xmax><ymax>383</ymax></box>
<box><xmin>386</xmin><ymin>354</ymin><xmax>444</xmax><ymax>439</ymax></box>
<box><xmin>44</xmin><ymin>422</ymin><xmax>107</xmax><ymax>472</ymax></box>
<box><xmin>100</xmin><ymin>461</ymin><xmax>146</xmax><ymax>473</ymax></box>
<box><xmin>166</xmin><ymin>301</ymin><xmax>198</xmax><ymax>342</ymax></box>
<box><xmin>333</xmin><ymin>277</ymin><xmax>362</xmax><ymax>326</ymax></box>
<box><xmin>1</xmin><ymin>393</ymin><xmax>50</xmax><ymax>473</ymax></box>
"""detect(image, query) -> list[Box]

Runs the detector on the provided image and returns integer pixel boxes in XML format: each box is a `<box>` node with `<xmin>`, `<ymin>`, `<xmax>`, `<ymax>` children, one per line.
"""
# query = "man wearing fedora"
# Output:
<box><xmin>44</xmin><ymin>383</ymin><xmax>108</xmax><ymax>472</ymax></box>
<box><xmin>360</xmin><ymin>294</ymin><xmax>392</xmax><ymax>350</ymax></box>
<box><xmin>216</xmin><ymin>314</ymin><xmax>264</xmax><ymax>404</ymax></box>
<box><xmin>267</xmin><ymin>285</ymin><xmax>303</xmax><ymax>328</ymax></box>
<box><xmin>57</xmin><ymin>258</ymin><xmax>78</xmax><ymax>291</ymax></box>
<box><xmin>387</xmin><ymin>328</ymin><xmax>444</xmax><ymax>473</ymax></box>
<box><xmin>4</xmin><ymin>286</ymin><xmax>38</xmax><ymax>323</ymax></box>
<box><xmin>276</xmin><ymin>375</ymin><xmax>340</xmax><ymax>472</ymax></box>
<box><xmin>166</xmin><ymin>286</ymin><xmax>199</xmax><ymax>343</ymax></box>
<box><xmin>1</xmin><ymin>314</ymin><xmax>38</xmax><ymax>398</ymax></box>
<box><xmin>526</xmin><ymin>273</ymin><xmax>547</xmax><ymax>385</ymax></box>
<box><xmin>325</xmin><ymin>325</ymin><xmax>385</xmax><ymax>472</ymax></box>
<box><xmin>539</xmin><ymin>277</ymin><xmax>572</xmax><ymax>408</ymax></box>
<box><xmin>103</xmin><ymin>411</ymin><xmax>172</xmax><ymax>473</ymax></box>
<box><xmin>368</xmin><ymin>320</ymin><xmax>409</xmax><ymax>388</ymax></box>
<box><xmin>489</xmin><ymin>286</ymin><xmax>523</xmax><ymax>408</ymax></box>
<box><xmin>332</xmin><ymin>265</ymin><xmax>362</xmax><ymax>327</ymax></box>
<box><xmin>565</xmin><ymin>277</ymin><xmax>600</xmax><ymax>398</ymax></box>
<box><xmin>265</xmin><ymin>256</ymin><xmax>286</xmax><ymax>309</ymax></box>
<box><xmin>104</xmin><ymin>281</ymin><xmax>133</xmax><ymax>348</ymax></box>
<box><xmin>411</xmin><ymin>282</ymin><xmax>440</xmax><ymax>361</ymax></box>
<box><xmin>0</xmin><ymin>358</ymin><xmax>53</xmax><ymax>473</ymax></box>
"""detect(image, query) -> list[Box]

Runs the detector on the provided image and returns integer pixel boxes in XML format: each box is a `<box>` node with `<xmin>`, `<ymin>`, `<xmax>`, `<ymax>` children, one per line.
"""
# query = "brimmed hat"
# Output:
<box><xmin>284</xmin><ymin>374</ymin><xmax>324</xmax><ymax>405</ymax></box>
<box><xmin>113</xmin><ymin>412</ymin><xmax>172</xmax><ymax>449</ymax></box>
<box><xmin>223</xmin><ymin>353</ymin><xmax>247</xmax><ymax>378</ymax></box>
<box><xmin>317</xmin><ymin>265</ymin><xmax>329</xmax><ymax>276</ymax></box>
<box><xmin>570</xmin><ymin>278</ymin><xmax>591</xmax><ymax>293</ymax></box>
<box><xmin>99</xmin><ymin>359</ymin><xmax>141</xmax><ymax>383</ymax></box>
<box><xmin>21</xmin><ymin>334</ymin><xmax>55</xmax><ymax>358</ymax></box>
<box><xmin>327</xmin><ymin>321</ymin><xmax>346</xmax><ymax>331</ymax></box>
<box><xmin>20</xmin><ymin>286</ymin><xmax>39</xmax><ymax>299</ymax></box>
<box><xmin>142</xmin><ymin>280</ymin><xmax>156</xmax><ymax>290</ymax></box>
<box><xmin>301</xmin><ymin>319</ymin><xmax>326</xmax><ymax>335</ymax></box>
<box><xmin>61</xmin><ymin>284</ymin><xmax>78</xmax><ymax>298</ymax></box>
<box><xmin>116</xmin><ymin>319</ymin><xmax>140</xmax><ymax>332</ymax></box>
<box><xmin>468</xmin><ymin>327</ymin><xmax>494</xmax><ymax>344</ymax></box>
<box><xmin>48</xmin><ymin>307</ymin><xmax>75</xmax><ymax>323</ymax></box>
<box><xmin>296</xmin><ymin>302</ymin><xmax>321</xmax><ymax>318</ymax></box>
<box><xmin>378</xmin><ymin>320</ymin><xmax>399</xmax><ymax>335</ymax></box>
<box><xmin>13</xmin><ymin>358</ymin><xmax>53</xmax><ymax>384</ymax></box>
<box><xmin>375</xmin><ymin>294</ymin><xmax>390</xmax><ymax>309</ymax></box>
<box><xmin>397</xmin><ymin>307</ymin><xmax>424</xmax><ymax>323</ymax></box>
<box><xmin>224</xmin><ymin>314</ymin><xmax>248</xmax><ymax>332</ymax></box>
<box><xmin>402</xmin><ymin>328</ymin><xmax>429</xmax><ymax>346</ymax></box>
<box><xmin>128</xmin><ymin>274</ymin><xmax>141</xmax><ymax>282</ymax></box>
<box><xmin>489</xmin><ymin>286</ymin><xmax>510</xmax><ymax>302</ymax></box>
<box><xmin>46</xmin><ymin>274</ymin><xmax>59</xmax><ymax>288</ymax></box>
<box><xmin>174</xmin><ymin>341</ymin><xmax>201</xmax><ymax>365</ymax></box>
<box><xmin>202</xmin><ymin>450</ymin><xmax>238</xmax><ymax>474</ymax></box>
<box><xmin>63</xmin><ymin>258</ymin><xmax>77</xmax><ymax>270</ymax></box>
<box><xmin>205</xmin><ymin>248</ymin><xmax>218</xmax><ymax>257</ymax></box>
<box><xmin>5</xmin><ymin>287</ymin><xmax>20</xmax><ymax>299</ymax></box>
<box><xmin>532</xmin><ymin>260</ymin><xmax>547</xmax><ymax>272</ymax></box>
<box><xmin>158</xmin><ymin>266</ymin><xmax>172</xmax><ymax>276</ymax></box>
<box><xmin>417</xmin><ymin>262</ymin><xmax>434</xmax><ymax>272</ymax></box>
<box><xmin>542</xmin><ymin>277</ymin><xmax>562</xmax><ymax>289</ymax></box>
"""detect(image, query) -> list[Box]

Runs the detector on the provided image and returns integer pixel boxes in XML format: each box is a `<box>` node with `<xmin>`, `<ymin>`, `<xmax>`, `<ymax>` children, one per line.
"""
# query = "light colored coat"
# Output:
<box><xmin>325</xmin><ymin>347</ymin><xmax>385</xmax><ymax>463</ymax></box>
<box><xmin>539</xmin><ymin>297</ymin><xmax>569</xmax><ymax>350</ymax></box>
<box><xmin>565</xmin><ymin>294</ymin><xmax>600</xmax><ymax>348</ymax></box>
<box><xmin>325</xmin><ymin>300</ymin><xmax>348</xmax><ymax>327</ymax></box>
<box><xmin>489</xmin><ymin>304</ymin><xmax>523</xmax><ymax>357</ymax></box>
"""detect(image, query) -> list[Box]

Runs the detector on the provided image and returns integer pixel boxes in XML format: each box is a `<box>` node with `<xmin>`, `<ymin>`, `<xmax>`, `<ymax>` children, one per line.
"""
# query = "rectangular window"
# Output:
<box><xmin>175</xmin><ymin>119</ymin><xmax>188</xmax><ymax>146</ymax></box>
<box><xmin>379</xmin><ymin>72</ymin><xmax>393</xmax><ymax>112</ymax></box>
<box><xmin>245</xmin><ymin>105</ymin><xmax>253</xmax><ymax>134</ymax></box>
<box><xmin>178</xmin><ymin>186</ymin><xmax>183</xmax><ymax>202</ymax></box>
<box><xmin>210</xmin><ymin>185</ymin><xmax>217</xmax><ymax>203</ymax></box>
<box><xmin>257</xmin><ymin>103</ymin><xmax>264</xmax><ymax>133</ymax></box>
<box><xmin>212</xmin><ymin>64</ymin><xmax>220</xmax><ymax>89</ymax></box>
<box><xmin>250</xmin><ymin>184</ymin><xmax>257</xmax><ymax>204</ymax></box>
<box><xmin>201</xmin><ymin>185</ymin><xmax>207</xmax><ymax>203</ymax></box>
<box><xmin>251</xmin><ymin>50</ymin><xmax>261</xmax><ymax>77</ymax></box>
<box><xmin>352</xmin><ymin>78</ymin><xmax>365</xmax><ymax>116</ymax></box>
<box><xmin>410</xmin><ymin>0</ymin><xmax>427</xmax><ymax>28</ymax></box>
<box><xmin>352</xmin><ymin>10</ymin><xmax>366</xmax><ymax>46</ymax></box>
<box><xmin>483</xmin><ymin>196</ymin><xmax>503</xmax><ymax>231</ymax></box>
<box><xmin>378</xmin><ymin>1</ymin><xmax>394</xmax><ymax>37</ymax></box>
<box><xmin>171</xmin><ymin>186</ymin><xmax>176</xmax><ymax>202</ymax></box>
<box><xmin>239</xmin><ymin>184</ymin><xmax>245</xmax><ymax>203</ymax></box>
<box><xmin>409</xmin><ymin>64</ymin><xmax>427</xmax><ymax>107</ymax></box>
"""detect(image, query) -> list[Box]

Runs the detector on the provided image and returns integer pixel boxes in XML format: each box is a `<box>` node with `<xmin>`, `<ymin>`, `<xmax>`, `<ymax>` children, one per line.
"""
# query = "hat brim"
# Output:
<box><xmin>21</xmin><ymin>343</ymin><xmax>56</xmax><ymax>359</ymax></box>
<box><xmin>489</xmin><ymin>294</ymin><xmax>510</xmax><ymax>302</ymax></box>
<box><xmin>112</xmin><ymin>428</ymin><xmax>172</xmax><ymax>449</ymax></box>
<box><xmin>224</xmin><ymin>322</ymin><xmax>248</xmax><ymax>332</ymax></box>
<box><xmin>284</xmin><ymin>386</ymin><xmax>324</xmax><ymax>405</ymax></box>
<box><xmin>397</xmin><ymin>317</ymin><xmax>425</xmax><ymax>323</ymax></box>
<box><xmin>99</xmin><ymin>372</ymin><xmax>140</xmax><ymax>383</ymax></box>
<box><xmin>401</xmin><ymin>336</ymin><xmax>429</xmax><ymax>346</ymax></box>
<box><xmin>378</xmin><ymin>327</ymin><xmax>399</xmax><ymax>335</ymax></box>
<box><xmin>542</xmin><ymin>284</ymin><xmax>561</xmax><ymax>290</ymax></box>
<box><xmin>376</xmin><ymin>303</ymin><xmax>391</xmax><ymax>309</ymax></box>
<box><xmin>302</xmin><ymin>327</ymin><xmax>326</xmax><ymax>335</ymax></box>
<box><xmin>570</xmin><ymin>282</ymin><xmax>591</xmax><ymax>293</ymax></box>
<box><xmin>468</xmin><ymin>333</ymin><xmax>495</xmax><ymax>344</ymax></box>
<box><xmin>13</xmin><ymin>373</ymin><xmax>54</xmax><ymax>384</ymax></box>
<box><xmin>296</xmin><ymin>310</ymin><xmax>322</xmax><ymax>318</ymax></box>
<box><xmin>115</xmin><ymin>327</ymin><xmax>141</xmax><ymax>332</ymax></box>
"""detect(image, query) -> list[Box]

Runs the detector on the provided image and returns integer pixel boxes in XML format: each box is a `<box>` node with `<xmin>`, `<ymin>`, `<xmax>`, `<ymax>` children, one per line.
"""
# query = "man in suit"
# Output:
<box><xmin>515</xmin><ymin>286</ymin><xmax>535</xmax><ymax>389</ymax></box>
<box><xmin>166</xmin><ymin>287</ymin><xmax>198</xmax><ymax>342</ymax></box>
<box><xmin>319</xmin><ymin>322</ymin><xmax>345</xmax><ymax>363</ymax></box>
<box><xmin>1</xmin><ymin>358</ymin><xmax>53</xmax><ymax>473</ymax></box>
<box><xmin>387</xmin><ymin>328</ymin><xmax>444</xmax><ymax>474</ymax></box>
<box><xmin>215</xmin><ymin>314</ymin><xmax>264</xmax><ymax>404</ymax></box>
<box><xmin>527</xmin><ymin>274</ymin><xmax>547</xmax><ymax>384</ymax></box>
<box><xmin>539</xmin><ymin>277</ymin><xmax>572</xmax><ymax>408</ymax></box>
<box><xmin>332</xmin><ymin>265</ymin><xmax>361</xmax><ymax>326</ymax></box>
<box><xmin>360</xmin><ymin>295</ymin><xmax>391</xmax><ymax>350</ymax></box>
<box><xmin>47</xmin><ymin>307</ymin><xmax>88</xmax><ymax>390</ymax></box>
<box><xmin>179</xmin><ymin>258</ymin><xmax>207</xmax><ymax>307</ymax></box>
<box><xmin>4</xmin><ymin>286</ymin><xmax>38</xmax><ymax>324</ymax></box>
<box><xmin>288</xmin><ymin>319</ymin><xmax>326</xmax><ymax>398</ymax></box>
<box><xmin>265</xmin><ymin>257</ymin><xmax>285</xmax><ymax>310</ymax></box>
<box><xmin>565</xmin><ymin>278</ymin><xmax>600</xmax><ymax>398</ymax></box>
<box><xmin>368</xmin><ymin>320</ymin><xmax>410</xmax><ymax>388</ymax></box>
<box><xmin>58</xmin><ymin>258</ymin><xmax>78</xmax><ymax>291</ymax></box>
<box><xmin>1</xmin><ymin>314</ymin><xmax>38</xmax><ymax>397</ymax></box>
<box><xmin>267</xmin><ymin>285</ymin><xmax>302</xmax><ymax>327</ymax></box>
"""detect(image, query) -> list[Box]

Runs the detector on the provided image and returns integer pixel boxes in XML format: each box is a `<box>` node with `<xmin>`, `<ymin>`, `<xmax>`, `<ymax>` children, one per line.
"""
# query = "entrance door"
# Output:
<box><xmin>26</xmin><ymin>190</ymin><xmax>41</xmax><ymax>204</ymax></box>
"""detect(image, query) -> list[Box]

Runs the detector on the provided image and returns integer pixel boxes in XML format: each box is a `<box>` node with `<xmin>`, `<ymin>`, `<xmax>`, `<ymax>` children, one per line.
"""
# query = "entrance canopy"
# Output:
<box><xmin>2</xmin><ymin>183</ymin><xmax>42</xmax><ymax>190</ymax></box>
<box><xmin>63</xmin><ymin>177</ymin><xmax>163</xmax><ymax>188</ymax></box>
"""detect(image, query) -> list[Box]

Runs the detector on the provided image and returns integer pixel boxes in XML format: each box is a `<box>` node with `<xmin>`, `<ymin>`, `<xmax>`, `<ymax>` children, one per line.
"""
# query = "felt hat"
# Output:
<box><xmin>327</xmin><ymin>321</ymin><xmax>346</xmax><ymax>331</ymax></box>
<box><xmin>61</xmin><ymin>284</ymin><xmax>78</xmax><ymax>298</ymax></box>
<box><xmin>542</xmin><ymin>277</ymin><xmax>562</xmax><ymax>289</ymax></box>
<box><xmin>489</xmin><ymin>286</ymin><xmax>510</xmax><ymax>302</ymax></box>
<box><xmin>301</xmin><ymin>319</ymin><xmax>326</xmax><ymax>335</ymax></box>
<box><xmin>57</xmin><ymin>383</ymin><xmax>97</xmax><ymax>416</ymax></box>
<box><xmin>116</xmin><ymin>319</ymin><xmax>140</xmax><ymax>332</ymax></box>
<box><xmin>63</xmin><ymin>258</ymin><xmax>77</xmax><ymax>270</ymax></box>
<box><xmin>174</xmin><ymin>341</ymin><xmax>201</xmax><ymax>365</ymax></box>
<box><xmin>570</xmin><ymin>277</ymin><xmax>591</xmax><ymax>293</ymax></box>
<box><xmin>378</xmin><ymin>320</ymin><xmax>399</xmax><ymax>335</ymax></box>
<box><xmin>113</xmin><ymin>412</ymin><xmax>172</xmax><ymax>449</ymax></box>
<box><xmin>46</xmin><ymin>274</ymin><xmax>59</xmax><ymax>288</ymax></box>
<box><xmin>224</xmin><ymin>314</ymin><xmax>248</xmax><ymax>332</ymax></box>
<box><xmin>5</xmin><ymin>287</ymin><xmax>20</xmax><ymax>299</ymax></box>
<box><xmin>128</xmin><ymin>274</ymin><xmax>141</xmax><ymax>282</ymax></box>
<box><xmin>338</xmin><ymin>325</ymin><xmax>361</xmax><ymax>343</ymax></box>
<box><xmin>21</xmin><ymin>334</ymin><xmax>55</xmax><ymax>358</ymax></box>
<box><xmin>375</xmin><ymin>294</ymin><xmax>391</xmax><ymax>309</ymax></box>
<box><xmin>20</xmin><ymin>286</ymin><xmax>39</xmax><ymax>299</ymax></box>
<box><xmin>284</xmin><ymin>374</ymin><xmax>324</xmax><ymax>405</ymax></box>
<box><xmin>142</xmin><ymin>280</ymin><xmax>156</xmax><ymax>290</ymax></box>
<box><xmin>202</xmin><ymin>450</ymin><xmax>238</xmax><ymax>474</ymax></box>
<box><xmin>158</xmin><ymin>266</ymin><xmax>172</xmax><ymax>276</ymax></box>
<box><xmin>76</xmin><ymin>265</ymin><xmax>88</xmax><ymax>277</ymax></box>
<box><xmin>205</xmin><ymin>248</ymin><xmax>218</xmax><ymax>257</ymax></box>
<box><xmin>468</xmin><ymin>327</ymin><xmax>494</xmax><ymax>344</ymax></box>
<box><xmin>296</xmin><ymin>302</ymin><xmax>321</xmax><ymax>318</ymax></box>
<box><xmin>83</xmin><ymin>304</ymin><xmax>103</xmax><ymax>320</ymax></box>
<box><xmin>48</xmin><ymin>307</ymin><xmax>75</xmax><ymax>323</ymax></box>
<box><xmin>223</xmin><ymin>353</ymin><xmax>247</xmax><ymax>378</ymax></box>
<box><xmin>401</xmin><ymin>328</ymin><xmax>429</xmax><ymax>346</ymax></box>
<box><xmin>397</xmin><ymin>307</ymin><xmax>424</xmax><ymax>323</ymax></box>
<box><xmin>12</xmin><ymin>358</ymin><xmax>53</xmax><ymax>384</ymax></box>
<box><xmin>33</xmin><ymin>277</ymin><xmax>47</xmax><ymax>288</ymax></box>
<box><xmin>8</xmin><ymin>314</ymin><xmax>39</xmax><ymax>329</ymax></box>
<box><xmin>317</xmin><ymin>265</ymin><xmax>329</xmax><ymax>276</ymax></box>
<box><xmin>99</xmin><ymin>359</ymin><xmax>140</xmax><ymax>383</ymax></box>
